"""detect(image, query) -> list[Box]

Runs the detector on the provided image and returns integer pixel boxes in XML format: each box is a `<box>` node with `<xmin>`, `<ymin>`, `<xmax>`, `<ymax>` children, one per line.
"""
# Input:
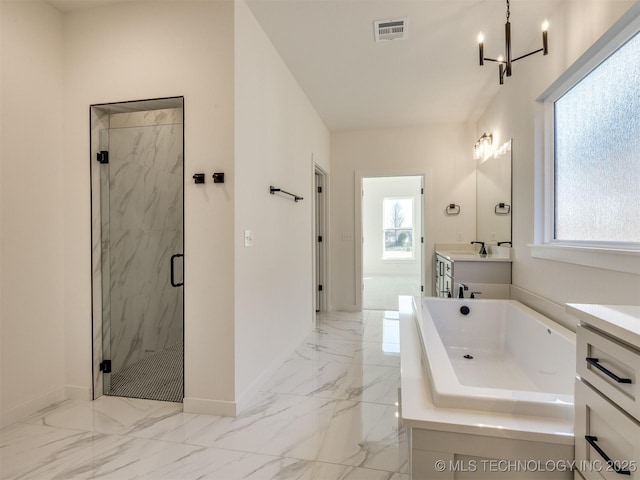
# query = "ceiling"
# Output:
<box><xmin>245</xmin><ymin>0</ymin><xmax>564</xmax><ymax>131</ymax></box>
<box><xmin>48</xmin><ymin>0</ymin><xmax>565</xmax><ymax>131</ymax></box>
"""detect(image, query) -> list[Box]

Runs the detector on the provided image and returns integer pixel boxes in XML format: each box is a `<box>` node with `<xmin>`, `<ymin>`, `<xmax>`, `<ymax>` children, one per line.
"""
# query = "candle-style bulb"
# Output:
<box><xmin>542</xmin><ymin>20</ymin><xmax>549</xmax><ymax>55</ymax></box>
<box><xmin>478</xmin><ymin>32</ymin><xmax>485</xmax><ymax>66</ymax></box>
<box><xmin>477</xmin><ymin>32</ymin><xmax>485</xmax><ymax>43</ymax></box>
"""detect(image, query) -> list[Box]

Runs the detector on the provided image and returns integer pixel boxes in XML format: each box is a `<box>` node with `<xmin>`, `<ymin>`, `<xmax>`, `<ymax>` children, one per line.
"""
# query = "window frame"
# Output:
<box><xmin>531</xmin><ymin>5</ymin><xmax>640</xmax><ymax>275</ymax></box>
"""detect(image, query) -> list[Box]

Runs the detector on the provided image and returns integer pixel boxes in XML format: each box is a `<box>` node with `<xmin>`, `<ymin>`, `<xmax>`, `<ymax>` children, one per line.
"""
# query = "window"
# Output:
<box><xmin>553</xmin><ymin>31</ymin><xmax>640</xmax><ymax>244</ymax></box>
<box><xmin>383</xmin><ymin>197</ymin><xmax>414</xmax><ymax>260</ymax></box>
<box><xmin>533</xmin><ymin>8</ymin><xmax>640</xmax><ymax>274</ymax></box>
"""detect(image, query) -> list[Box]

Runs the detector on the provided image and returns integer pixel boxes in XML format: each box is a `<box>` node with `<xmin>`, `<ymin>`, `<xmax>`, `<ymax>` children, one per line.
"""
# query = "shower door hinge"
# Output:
<box><xmin>97</xmin><ymin>151</ymin><xmax>109</xmax><ymax>164</ymax></box>
<box><xmin>99</xmin><ymin>360</ymin><xmax>112</xmax><ymax>373</ymax></box>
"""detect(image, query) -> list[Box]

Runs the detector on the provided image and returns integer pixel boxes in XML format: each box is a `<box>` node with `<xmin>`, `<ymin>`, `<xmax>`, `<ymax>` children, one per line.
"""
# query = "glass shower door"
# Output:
<box><xmin>92</xmin><ymin>98</ymin><xmax>184</xmax><ymax>403</ymax></box>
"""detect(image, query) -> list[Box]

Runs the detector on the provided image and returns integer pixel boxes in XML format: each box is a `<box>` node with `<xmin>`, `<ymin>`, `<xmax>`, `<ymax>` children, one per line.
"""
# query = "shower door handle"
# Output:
<box><xmin>171</xmin><ymin>254</ymin><xmax>184</xmax><ymax>287</ymax></box>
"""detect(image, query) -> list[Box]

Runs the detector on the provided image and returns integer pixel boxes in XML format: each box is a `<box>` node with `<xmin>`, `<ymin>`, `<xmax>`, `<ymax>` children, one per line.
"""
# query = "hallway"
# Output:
<box><xmin>363</xmin><ymin>275</ymin><xmax>422</xmax><ymax>311</ymax></box>
<box><xmin>0</xmin><ymin>311</ymin><xmax>408</xmax><ymax>479</ymax></box>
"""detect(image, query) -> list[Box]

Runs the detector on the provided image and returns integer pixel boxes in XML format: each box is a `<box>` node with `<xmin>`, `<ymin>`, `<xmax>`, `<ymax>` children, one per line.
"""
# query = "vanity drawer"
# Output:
<box><xmin>575</xmin><ymin>379</ymin><xmax>640</xmax><ymax>480</ymax></box>
<box><xmin>577</xmin><ymin>325</ymin><xmax>640</xmax><ymax>421</ymax></box>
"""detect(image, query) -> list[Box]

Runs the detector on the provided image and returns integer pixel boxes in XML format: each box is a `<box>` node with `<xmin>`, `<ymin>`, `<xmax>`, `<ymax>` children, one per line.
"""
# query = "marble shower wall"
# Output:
<box><xmin>107</xmin><ymin>108</ymin><xmax>183</xmax><ymax>374</ymax></box>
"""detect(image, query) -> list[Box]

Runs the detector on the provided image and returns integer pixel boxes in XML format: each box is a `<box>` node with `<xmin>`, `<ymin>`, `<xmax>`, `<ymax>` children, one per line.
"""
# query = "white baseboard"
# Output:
<box><xmin>65</xmin><ymin>385</ymin><xmax>92</xmax><ymax>402</ymax></box>
<box><xmin>329</xmin><ymin>305</ymin><xmax>360</xmax><ymax>312</ymax></box>
<box><xmin>0</xmin><ymin>387</ymin><xmax>66</xmax><ymax>428</ymax></box>
<box><xmin>183</xmin><ymin>397</ymin><xmax>237</xmax><ymax>417</ymax></box>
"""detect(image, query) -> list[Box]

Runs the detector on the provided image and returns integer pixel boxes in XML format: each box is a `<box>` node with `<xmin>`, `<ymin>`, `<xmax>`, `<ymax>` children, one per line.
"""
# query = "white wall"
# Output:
<box><xmin>1</xmin><ymin>0</ymin><xmax>330</xmax><ymax>422</ymax></box>
<box><xmin>234</xmin><ymin>0</ymin><xmax>330</xmax><ymax>405</ymax></box>
<box><xmin>63</xmin><ymin>1</ymin><xmax>236</xmax><ymax>414</ymax></box>
<box><xmin>476</xmin><ymin>0</ymin><xmax>640</xmax><ymax>308</ymax></box>
<box><xmin>330</xmin><ymin>124</ymin><xmax>475</xmax><ymax>310</ymax></box>
<box><xmin>363</xmin><ymin>176</ymin><xmax>422</xmax><ymax>276</ymax></box>
<box><xmin>0</xmin><ymin>1</ymin><xmax>66</xmax><ymax>426</ymax></box>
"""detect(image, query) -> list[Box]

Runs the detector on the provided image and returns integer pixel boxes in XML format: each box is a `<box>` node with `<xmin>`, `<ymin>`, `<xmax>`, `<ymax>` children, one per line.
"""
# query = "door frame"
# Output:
<box><xmin>89</xmin><ymin>96</ymin><xmax>185</xmax><ymax>400</ymax></box>
<box><xmin>313</xmin><ymin>163</ymin><xmax>328</xmax><ymax>313</ymax></box>
<box><xmin>355</xmin><ymin>170</ymin><xmax>426</xmax><ymax>311</ymax></box>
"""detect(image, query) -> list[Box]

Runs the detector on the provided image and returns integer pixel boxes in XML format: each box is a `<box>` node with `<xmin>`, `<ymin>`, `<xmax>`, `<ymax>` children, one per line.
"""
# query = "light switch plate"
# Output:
<box><xmin>244</xmin><ymin>230</ymin><xmax>253</xmax><ymax>247</ymax></box>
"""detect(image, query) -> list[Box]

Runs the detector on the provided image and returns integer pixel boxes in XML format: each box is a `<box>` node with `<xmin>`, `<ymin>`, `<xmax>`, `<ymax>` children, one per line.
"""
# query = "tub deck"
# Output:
<box><xmin>416</xmin><ymin>297</ymin><xmax>575</xmax><ymax>419</ymax></box>
<box><xmin>398</xmin><ymin>296</ymin><xmax>574</xmax><ymax>442</ymax></box>
<box><xmin>399</xmin><ymin>296</ymin><xmax>575</xmax><ymax>479</ymax></box>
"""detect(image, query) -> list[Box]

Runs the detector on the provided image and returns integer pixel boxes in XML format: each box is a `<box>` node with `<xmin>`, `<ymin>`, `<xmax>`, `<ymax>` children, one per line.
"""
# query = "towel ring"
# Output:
<box><xmin>495</xmin><ymin>203</ymin><xmax>511</xmax><ymax>215</ymax></box>
<box><xmin>445</xmin><ymin>204</ymin><xmax>460</xmax><ymax>216</ymax></box>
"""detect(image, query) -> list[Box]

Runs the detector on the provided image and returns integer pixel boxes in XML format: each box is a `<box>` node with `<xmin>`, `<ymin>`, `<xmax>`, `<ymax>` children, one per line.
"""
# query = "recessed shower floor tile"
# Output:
<box><xmin>108</xmin><ymin>342</ymin><xmax>183</xmax><ymax>403</ymax></box>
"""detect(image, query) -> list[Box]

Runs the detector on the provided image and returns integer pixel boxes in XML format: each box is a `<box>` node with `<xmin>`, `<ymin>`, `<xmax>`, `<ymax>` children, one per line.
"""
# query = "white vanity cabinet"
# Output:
<box><xmin>434</xmin><ymin>254</ymin><xmax>453</xmax><ymax>297</ymax></box>
<box><xmin>434</xmin><ymin>251</ymin><xmax>511</xmax><ymax>298</ymax></box>
<box><xmin>568</xmin><ymin>304</ymin><xmax>640</xmax><ymax>480</ymax></box>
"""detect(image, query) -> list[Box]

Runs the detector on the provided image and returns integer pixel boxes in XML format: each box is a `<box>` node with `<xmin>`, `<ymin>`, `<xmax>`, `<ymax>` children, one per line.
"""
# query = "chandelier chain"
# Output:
<box><xmin>506</xmin><ymin>0</ymin><xmax>510</xmax><ymax>21</ymax></box>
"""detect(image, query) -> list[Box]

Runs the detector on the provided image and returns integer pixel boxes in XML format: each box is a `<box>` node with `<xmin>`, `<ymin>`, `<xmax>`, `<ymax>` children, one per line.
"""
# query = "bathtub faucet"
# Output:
<box><xmin>457</xmin><ymin>283</ymin><xmax>468</xmax><ymax>298</ymax></box>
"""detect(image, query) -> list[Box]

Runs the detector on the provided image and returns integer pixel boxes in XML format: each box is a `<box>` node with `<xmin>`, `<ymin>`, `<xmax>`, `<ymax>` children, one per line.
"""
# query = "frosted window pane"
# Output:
<box><xmin>554</xmin><ymin>31</ymin><xmax>640</xmax><ymax>243</ymax></box>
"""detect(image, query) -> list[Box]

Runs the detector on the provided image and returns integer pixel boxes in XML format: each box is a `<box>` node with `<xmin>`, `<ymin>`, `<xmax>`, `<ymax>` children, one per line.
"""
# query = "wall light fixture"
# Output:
<box><xmin>473</xmin><ymin>132</ymin><xmax>493</xmax><ymax>160</ymax></box>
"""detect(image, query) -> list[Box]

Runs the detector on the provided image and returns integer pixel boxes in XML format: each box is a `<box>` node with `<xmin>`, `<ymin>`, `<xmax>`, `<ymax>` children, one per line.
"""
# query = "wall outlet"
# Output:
<box><xmin>244</xmin><ymin>230</ymin><xmax>253</xmax><ymax>247</ymax></box>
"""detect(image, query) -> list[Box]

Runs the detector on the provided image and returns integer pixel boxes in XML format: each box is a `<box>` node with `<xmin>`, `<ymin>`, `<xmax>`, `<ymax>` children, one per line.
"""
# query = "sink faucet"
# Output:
<box><xmin>471</xmin><ymin>241</ymin><xmax>487</xmax><ymax>256</ymax></box>
<box><xmin>457</xmin><ymin>283</ymin><xmax>468</xmax><ymax>298</ymax></box>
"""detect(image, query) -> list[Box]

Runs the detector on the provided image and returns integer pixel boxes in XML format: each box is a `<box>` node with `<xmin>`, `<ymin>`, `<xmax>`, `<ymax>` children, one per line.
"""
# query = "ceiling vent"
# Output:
<box><xmin>374</xmin><ymin>18</ymin><xmax>408</xmax><ymax>42</ymax></box>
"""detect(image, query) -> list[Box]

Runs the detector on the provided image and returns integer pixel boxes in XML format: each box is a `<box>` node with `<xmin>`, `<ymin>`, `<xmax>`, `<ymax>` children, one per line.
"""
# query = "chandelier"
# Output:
<box><xmin>477</xmin><ymin>0</ymin><xmax>549</xmax><ymax>84</ymax></box>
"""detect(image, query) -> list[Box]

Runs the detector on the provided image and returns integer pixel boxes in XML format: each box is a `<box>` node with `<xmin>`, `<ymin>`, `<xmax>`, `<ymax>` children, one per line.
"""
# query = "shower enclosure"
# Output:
<box><xmin>90</xmin><ymin>97</ymin><xmax>184</xmax><ymax>403</ymax></box>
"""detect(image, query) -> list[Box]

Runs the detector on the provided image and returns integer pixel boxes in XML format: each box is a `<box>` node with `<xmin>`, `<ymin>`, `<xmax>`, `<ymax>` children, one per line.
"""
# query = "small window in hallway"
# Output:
<box><xmin>382</xmin><ymin>197</ymin><xmax>414</xmax><ymax>259</ymax></box>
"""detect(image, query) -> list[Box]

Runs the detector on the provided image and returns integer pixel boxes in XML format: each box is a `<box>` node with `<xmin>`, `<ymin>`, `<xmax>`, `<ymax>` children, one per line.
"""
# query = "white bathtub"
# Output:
<box><xmin>415</xmin><ymin>297</ymin><xmax>575</xmax><ymax>420</ymax></box>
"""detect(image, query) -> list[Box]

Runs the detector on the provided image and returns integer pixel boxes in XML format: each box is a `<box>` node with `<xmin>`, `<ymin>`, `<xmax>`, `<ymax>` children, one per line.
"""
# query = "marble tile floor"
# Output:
<box><xmin>0</xmin><ymin>310</ymin><xmax>408</xmax><ymax>480</ymax></box>
<box><xmin>362</xmin><ymin>275</ymin><xmax>421</xmax><ymax>311</ymax></box>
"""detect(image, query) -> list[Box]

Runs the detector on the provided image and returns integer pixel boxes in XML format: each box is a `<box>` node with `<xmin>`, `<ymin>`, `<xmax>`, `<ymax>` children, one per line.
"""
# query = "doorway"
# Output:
<box><xmin>90</xmin><ymin>97</ymin><xmax>184</xmax><ymax>403</ymax></box>
<box><xmin>361</xmin><ymin>176</ymin><xmax>423</xmax><ymax>310</ymax></box>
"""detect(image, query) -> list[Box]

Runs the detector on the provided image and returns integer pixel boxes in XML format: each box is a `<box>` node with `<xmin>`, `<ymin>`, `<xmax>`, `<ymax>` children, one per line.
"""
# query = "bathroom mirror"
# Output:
<box><xmin>476</xmin><ymin>139</ymin><xmax>512</xmax><ymax>245</ymax></box>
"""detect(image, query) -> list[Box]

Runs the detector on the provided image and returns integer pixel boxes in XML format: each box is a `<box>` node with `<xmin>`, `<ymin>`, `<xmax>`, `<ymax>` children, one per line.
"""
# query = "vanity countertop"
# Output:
<box><xmin>566</xmin><ymin>303</ymin><xmax>640</xmax><ymax>348</ymax></box>
<box><xmin>436</xmin><ymin>250</ymin><xmax>512</xmax><ymax>262</ymax></box>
